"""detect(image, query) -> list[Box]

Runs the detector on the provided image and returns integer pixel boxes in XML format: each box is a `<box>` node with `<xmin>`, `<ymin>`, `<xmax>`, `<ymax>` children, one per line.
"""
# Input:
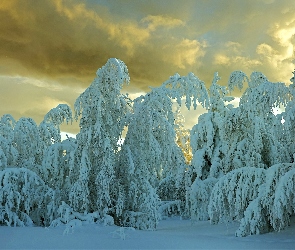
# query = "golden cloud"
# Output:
<box><xmin>256</xmin><ymin>16</ymin><xmax>295</xmax><ymax>84</ymax></box>
<box><xmin>53</xmin><ymin>0</ymin><xmax>152</xmax><ymax>56</ymax></box>
<box><xmin>162</xmin><ymin>39</ymin><xmax>206</xmax><ymax>69</ymax></box>
<box><xmin>0</xmin><ymin>75</ymin><xmax>80</xmax><ymax>129</ymax></box>
<box><xmin>1</xmin><ymin>0</ymin><xmax>295</xmax><ymax>133</ymax></box>
<box><xmin>214</xmin><ymin>54</ymin><xmax>231</xmax><ymax>66</ymax></box>
<box><xmin>141</xmin><ymin>15</ymin><xmax>184</xmax><ymax>31</ymax></box>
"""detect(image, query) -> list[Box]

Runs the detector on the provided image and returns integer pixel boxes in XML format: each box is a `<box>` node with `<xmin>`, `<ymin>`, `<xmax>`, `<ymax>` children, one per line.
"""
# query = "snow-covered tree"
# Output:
<box><xmin>1</xmin><ymin>59</ymin><xmax>295</xmax><ymax>238</ymax></box>
<box><xmin>39</xmin><ymin>104</ymin><xmax>72</xmax><ymax>146</ymax></box>
<box><xmin>190</xmin><ymin>72</ymin><xmax>233</xmax><ymax>181</ymax></box>
<box><xmin>236</xmin><ymin>163</ymin><xmax>295</xmax><ymax>236</ymax></box>
<box><xmin>0</xmin><ymin>168</ymin><xmax>59</xmax><ymax>227</ymax></box>
<box><xmin>280</xmin><ymin>72</ymin><xmax>295</xmax><ymax>161</ymax></box>
<box><xmin>160</xmin><ymin>73</ymin><xmax>210</xmax><ymax>210</ymax></box>
<box><xmin>0</xmin><ymin>114</ymin><xmax>15</xmax><ymax>142</ymax></box>
<box><xmin>189</xmin><ymin>177</ymin><xmax>217</xmax><ymax>221</ymax></box>
<box><xmin>117</xmin><ymin>144</ymin><xmax>161</xmax><ymax>229</ymax></box>
<box><xmin>208</xmin><ymin>164</ymin><xmax>294</xmax><ymax>236</ymax></box>
<box><xmin>188</xmin><ymin>73</ymin><xmax>233</xmax><ymax>220</ymax></box>
<box><xmin>272</xmin><ymin>168</ymin><xmax>295</xmax><ymax>231</ymax></box>
<box><xmin>38</xmin><ymin>104</ymin><xmax>73</xmax><ymax>164</ymax></box>
<box><xmin>0</xmin><ymin>115</ymin><xmax>18</xmax><ymax>169</ymax></box>
<box><xmin>189</xmin><ymin>70</ymin><xmax>292</xmax><ymax>224</ymax></box>
<box><xmin>117</xmin><ymin>72</ymin><xmax>210</xmax><ymax>228</ymax></box>
<box><xmin>116</xmin><ymin>92</ymin><xmax>175</xmax><ymax>229</ymax></box>
<box><xmin>208</xmin><ymin>167</ymin><xmax>266</xmax><ymax>224</ymax></box>
<box><xmin>69</xmin><ymin>58</ymin><xmax>131</xmax><ymax>221</ymax></box>
<box><xmin>41</xmin><ymin>138</ymin><xmax>77</xmax><ymax>203</ymax></box>
<box><xmin>220</xmin><ymin>71</ymin><xmax>290</xmax><ymax>173</ymax></box>
<box><xmin>13</xmin><ymin>117</ymin><xmax>40</xmax><ymax>171</ymax></box>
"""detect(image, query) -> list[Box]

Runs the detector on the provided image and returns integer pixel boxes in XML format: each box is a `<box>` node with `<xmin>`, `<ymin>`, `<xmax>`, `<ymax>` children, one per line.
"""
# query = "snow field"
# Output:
<box><xmin>1</xmin><ymin>216</ymin><xmax>295</xmax><ymax>249</ymax></box>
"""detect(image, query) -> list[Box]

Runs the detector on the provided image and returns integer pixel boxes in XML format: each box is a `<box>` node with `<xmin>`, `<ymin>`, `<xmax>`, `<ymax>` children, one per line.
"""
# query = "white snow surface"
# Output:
<box><xmin>1</xmin><ymin>216</ymin><xmax>294</xmax><ymax>249</ymax></box>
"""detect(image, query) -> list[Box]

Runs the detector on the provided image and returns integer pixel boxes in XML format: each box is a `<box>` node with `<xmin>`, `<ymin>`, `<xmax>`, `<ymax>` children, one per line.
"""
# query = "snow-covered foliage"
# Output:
<box><xmin>13</xmin><ymin>117</ymin><xmax>40</xmax><ymax>170</ymax></box>
<box><xmin>50</xmin><ymin>201</ymin><xmax>100</xmax><ymax>229</ymax></box>
<box><xmin>116</xmin><ymin>71</ymin><xmax>210</xmax><ymax>229</ymax></box>
<box><xmin>221</xmin><ymin>73</ymin><xmax>290</xmax><ymax>172</ymax></box>
<box><xmin>69</xmin><ymin>58</ymin><xmax>131</xmax><ymax>219</ymax></box>
<box><xmin>209</xmin><ymin>167</ymin><xmax>266</xmax><ymax>224</ymax></box>
<box><xmin>0</xmin><ymin>59</ymin><xmax>294</xmax><ymax>238</ymax></box>
<box><xmin>206</xmin><ymin>163</ymin><xmax>295</xmax><ymax>237</ymax></box>
<box><xmin>188</xmin><ymin>69</ymin><xmax>295</xmax><ymax>237</ymax></box>
<box><xmin>41</xmin><ymin>138</ymin><xmax>77</xmax><ymax>203</ymax></box>
<box><xmin>0</xmin><ymin>168</ymin><xmax>59</xmax><ymax>227</ymax></box>
<box><xmin>0</xmin><ymin>114</ymin><xmax>16</xmax><ymax>142</ymax></box>
<box><xmin>227</xmin><ymin>70</ymin><xmax>249</xmax><ymax>92</ymax></box>
<box><xmin>272</xmin><ymin>168</ymin><xmax>295</xmax><ymax>231</ymax></box>
<box><xmin>189</xmin><ymin>177</ymin><xmax>217</xmax><ymax>221</ymax></box>
<box><xmin>160</xmin><ymin>72</ymin><xmax>210</xmax><ymax>110</ymax></box>
<box><xmin>190</xmin><ymin>73</ymin><xmax>233</xmax><ymax>181</ymax></box>
<box><xmin>38</xmin><ymin>104</ymin><xmax>73</xmax><ymax>165</ymax></box>
<box><xmin>190</xmin><ymin>112</ymin><xmax>220</xmax><ymax>179</ymax></box>
<box><xmin>39</xmin><ymin>104</ymin><xmax>72</xmax><ymax>146</ymax></box>
<box><xmin>236</xmin><ymin>163</ymin><xmax>295</xmax><ymax>236</ymax></box>
<box><xmin>0</xmin><ymin>115</ymin><xmax>18</xmax><ymax>169</ymax></box>
<box><xmin>157</xmin><ymin>72</ymin><xmax>210</xmax><ymax>206</ymax></box>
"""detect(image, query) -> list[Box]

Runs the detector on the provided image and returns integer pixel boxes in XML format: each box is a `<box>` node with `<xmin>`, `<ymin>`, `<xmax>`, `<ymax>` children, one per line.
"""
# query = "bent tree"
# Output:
<box><xmin>69</xmin><ymin>58</ymin><xmax>131</xmax><ymax>222</ymax></box>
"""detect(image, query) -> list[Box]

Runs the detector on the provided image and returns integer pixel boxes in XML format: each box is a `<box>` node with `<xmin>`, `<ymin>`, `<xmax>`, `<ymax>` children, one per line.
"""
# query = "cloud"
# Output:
<box><xmin>0</xmin><ymin>75</ymin><xmax>80</xmax><ymax>134</ymax></box>
<box><xmin>162</xmin><ymin>39</ymin><xmax>207</xmax><ymax>69</ymax></box>
<box><xmin>214</xmin><ymin>54</ymin><xmax>231</xmax><ymax>66</ymax></box>
<box><xmin>1</xmin><ymin>0</ymin><xmax>295</xmax><ymax>133</ymax></box>
<box><xmin>259</xmin><ymin>16</ymin><xmax>295</xmax><ymax>83</ymax></box>
<box><xmin>256</xmin><ymin>43</ymin><xmax>280</xmax><ymax>66</ymax></box>
<box><xmin>214</xmin><ymin>53</ymin><xmax>262</xmax><ymax>69</ymax></box>
<box><xmin>0</xmin><ymin>0</ymin><xmax>199</xmax><ymax>91</ymax></box>
<box><xmin>1</xmin><ymin>0</ymin><xmax>294</xmax><ymax>87</ymax></box>
<box><xmin>53</xmin><ymin>0</ymin><xmax>152</xmax><ymax>56</ymax></box>
<box><xmin>141</xmin><ymin>15</ymin><xmax>184</xmax><ymax>31</ymax></box>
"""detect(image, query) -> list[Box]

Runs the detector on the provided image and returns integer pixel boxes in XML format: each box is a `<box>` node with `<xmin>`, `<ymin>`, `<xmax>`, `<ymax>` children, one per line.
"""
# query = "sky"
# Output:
<box><xmin>0</xmin><ymin>0</ymin><xmax>294</xmax><ymax>134</ymax></box>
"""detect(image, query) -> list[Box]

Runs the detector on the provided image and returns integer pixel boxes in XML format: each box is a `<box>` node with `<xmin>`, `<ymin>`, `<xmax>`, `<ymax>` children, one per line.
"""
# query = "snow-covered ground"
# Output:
<box><xmin>1</xmin><ymin>216</ymin><xmax>294</xmax><ymax>249</ymax></box>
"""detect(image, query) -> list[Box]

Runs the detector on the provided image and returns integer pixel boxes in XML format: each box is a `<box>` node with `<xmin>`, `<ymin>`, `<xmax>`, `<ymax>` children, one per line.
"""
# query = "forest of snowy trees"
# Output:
<box><xmin>0</xmin><ymin>58</ymin><xmax>294</xmax><ymax>237</ymax></box>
